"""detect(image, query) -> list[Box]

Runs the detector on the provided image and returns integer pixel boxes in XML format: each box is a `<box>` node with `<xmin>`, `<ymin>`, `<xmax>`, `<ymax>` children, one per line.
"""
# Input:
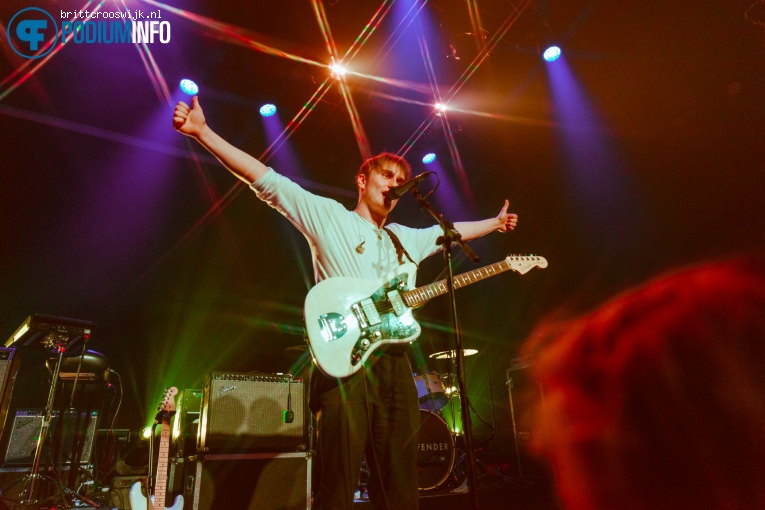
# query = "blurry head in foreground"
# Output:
<box><xmin>526</xmin><ymin>256</ymin><xmax>765</xmax><ymax>510</ymax></box>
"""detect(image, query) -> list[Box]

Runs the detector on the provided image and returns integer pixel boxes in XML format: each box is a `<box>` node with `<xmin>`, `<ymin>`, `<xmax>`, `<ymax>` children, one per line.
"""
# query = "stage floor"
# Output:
<box><xmin>353</xmin><ymin>480</ymin><xmax>561</xmax><ymax>510</ymax></box>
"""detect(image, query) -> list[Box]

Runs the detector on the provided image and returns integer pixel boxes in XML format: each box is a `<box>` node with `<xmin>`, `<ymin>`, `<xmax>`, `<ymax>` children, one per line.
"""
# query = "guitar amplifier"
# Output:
<box><xmin>173</xmin><ymin>388</ymin><xmax>203</xmax><ymax>457</ymax></box>
<box><xmin>2</xmin><ymin>409</ymin><xmax>99</xmax><ymax>466</ymax></box>
<box><xmin>506</xmin><ymin>356</ymin><xmax>553</xmax><ymax>479</ymax></box>
<box><xmin>198</xmin><ymin>372</ymin><xmax>306</xmax><ymax>453</ymax></box>
<box><xmin>0</xmin><ymin>349</ymin><xmax>19</xmax><ymax>440</ymax></box>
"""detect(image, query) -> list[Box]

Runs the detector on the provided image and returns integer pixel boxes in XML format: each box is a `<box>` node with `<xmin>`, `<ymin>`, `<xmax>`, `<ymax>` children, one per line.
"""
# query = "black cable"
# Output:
<box><xmin>284</xmin><ymin>378</ymin><xmax>294</xmax><ymax>423</ymax></box>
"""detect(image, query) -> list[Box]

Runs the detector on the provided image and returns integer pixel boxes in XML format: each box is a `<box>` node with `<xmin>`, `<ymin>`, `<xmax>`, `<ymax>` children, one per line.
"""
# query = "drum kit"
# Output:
<box><xmin>284</xmin><ymin>344</ymin><xmax>479</xmax><ymax>494</ymax></box>
<box><xmin>413</xmin><ymin>348</ymin><xmax>478</xmax><ymax>492</ymax></box>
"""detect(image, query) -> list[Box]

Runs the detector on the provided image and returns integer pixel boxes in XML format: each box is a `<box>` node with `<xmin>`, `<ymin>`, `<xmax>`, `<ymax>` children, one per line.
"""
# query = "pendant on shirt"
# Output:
<box><xmin>356</xmin><ymin>239</ymin><xmax>366</xmax><ymax>254</ymax></box>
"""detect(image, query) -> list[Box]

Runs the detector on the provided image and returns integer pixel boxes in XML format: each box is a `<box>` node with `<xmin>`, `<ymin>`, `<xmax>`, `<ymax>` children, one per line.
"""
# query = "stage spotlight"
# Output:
<box><xmin>140</xmin><ymin>426</ymin><xmax>152</xmax><ymax>440</ymax></box>
<box><xmin>543</xmin><ymin>46</ymin><xmax>561</xmax><ymax>62</ymax></box>
<box><xmin>435</xmin><ymin>103</ymin><xmax>448</xmax><ymax>113</ymax></box>
<box><xmin>179</xmin><ymin>79</ymin><xmax>199</xmax><ymax>95</ymax></box>
<box><xmin>422</xmin><ymin>153</ymin><xmax>436</xmax><ymax>164</ymax></box>
<box><xmin>330</xmin><ymin>62</ymin><xmax>347</xmax><ymax>79</ymax></box>
<box><xmin>259</xmin><ymin>104</ymin><xmax>277</xmax><ymax>117</ymax></box>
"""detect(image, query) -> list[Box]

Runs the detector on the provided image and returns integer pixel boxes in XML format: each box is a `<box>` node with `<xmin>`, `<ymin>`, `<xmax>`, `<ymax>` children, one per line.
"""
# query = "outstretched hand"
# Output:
<box><xmin>497</xmin><ymin>199</ymin><xmax>519</xmax><ymax>232</ymax></box>
<box><xmin>173</xmin><ymin>95</ymin><xmax>206</xmax><ymax>138</ymax></box>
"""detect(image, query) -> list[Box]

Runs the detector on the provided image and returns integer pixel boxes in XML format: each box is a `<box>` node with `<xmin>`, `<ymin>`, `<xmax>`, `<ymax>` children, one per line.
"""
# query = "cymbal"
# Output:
<box><xmin>429</xmin><ymin>348</ymin><xmax>478</xmax><ymax>359</ymax></box>
<box><xmin>283</xmin><ymin>345</ymin><xmax>309</xmax><ymax>359</ymax></box>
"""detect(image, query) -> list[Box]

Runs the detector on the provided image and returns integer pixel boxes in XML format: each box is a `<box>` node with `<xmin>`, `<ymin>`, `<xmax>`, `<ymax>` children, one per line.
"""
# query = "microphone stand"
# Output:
<box><xmin>411</xmin><ymin>186</ymin><xmax>481</xmax><ymax>510</ymax></box>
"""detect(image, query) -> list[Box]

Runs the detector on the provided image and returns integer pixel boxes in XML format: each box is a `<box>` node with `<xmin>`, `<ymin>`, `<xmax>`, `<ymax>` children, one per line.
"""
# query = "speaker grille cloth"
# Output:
<box><xmin>4</xmin><ymin>409</ymin><xmax>98</xmax><ymax>465</ymax></box>
<box><xmin>205</xmin><ymin>373</ymin><xmax>305</xmax><ymax>452</ymax></box>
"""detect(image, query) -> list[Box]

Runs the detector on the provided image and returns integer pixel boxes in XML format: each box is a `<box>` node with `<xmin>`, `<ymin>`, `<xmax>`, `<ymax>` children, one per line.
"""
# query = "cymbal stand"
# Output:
<box><xmin>443</xmin><ymin>354</ymin><xmax>459</xmax><ymax>432</ymax></box>
<box><xmin>16</xmin><ymin>336</ymin><xmax>99</xmax><ymax>508</ymax></box>
<box><xmin>411</xmin><ymin>186</ymin><xmax>481</xmax><ymax>510</ymax></box>
<box><xmin>451</xmin><ymin>447</ymin><xmax>515</xmax><ymax>487</ymax></box>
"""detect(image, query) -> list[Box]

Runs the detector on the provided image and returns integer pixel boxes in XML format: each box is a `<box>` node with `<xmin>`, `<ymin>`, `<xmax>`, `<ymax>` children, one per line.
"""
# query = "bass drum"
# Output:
<box><xmin>416</xmin><ymin>410</ymin><xmax>455</xmax><ymax>490</ymax></box>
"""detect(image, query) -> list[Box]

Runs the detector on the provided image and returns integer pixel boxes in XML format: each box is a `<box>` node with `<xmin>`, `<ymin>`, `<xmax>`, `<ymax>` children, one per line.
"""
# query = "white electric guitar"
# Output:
<box><xmin>304</xmin><ymin>254</ymin><xmax>548</xmax><ymax>378</ymax></box>
<box><xmin>129</xmin><ymin>387</ymin><xmax>184</xmax><ymax>510</ymax></box>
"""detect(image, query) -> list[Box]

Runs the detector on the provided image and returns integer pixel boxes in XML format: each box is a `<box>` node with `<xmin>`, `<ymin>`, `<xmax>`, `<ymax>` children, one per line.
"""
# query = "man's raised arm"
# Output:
<box><xmin>454</xmin><ymin>199</ymin><xmax>519</xmax><ymax>241</ymax></box>
<box><xmin>173</xmin><ymin>96</ymin><xmax>269</xmax><ymax>184</ymax></box>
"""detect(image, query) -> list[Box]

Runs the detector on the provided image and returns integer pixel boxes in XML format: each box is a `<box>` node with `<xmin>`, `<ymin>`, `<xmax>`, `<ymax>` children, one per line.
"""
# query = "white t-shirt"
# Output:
<box><xmin>250</xmin><ymin>168</ymin><xmax>442</xmax><ymax>283</ymax></box>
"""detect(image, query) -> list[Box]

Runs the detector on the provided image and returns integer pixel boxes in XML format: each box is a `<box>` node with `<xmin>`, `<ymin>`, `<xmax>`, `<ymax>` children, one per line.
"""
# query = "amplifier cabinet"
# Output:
<box><xmin>2</xmin><ymin>409</ymin><xmax>99</xmax><ymax>466</ymax></box>
<box><xmin>173</xmin><ymin>388</ymin><xmax>202</xmax><ymax>458</ymax></box>
<box><xmin>0</xmin><ymin>348</ymin><xmax>19</xmax><ymax>440</ymax></box>
<box><xmin>188</xmin><ymin>452</ymin><xmax>311</xmax><ymax>510</ymax></box>
<box><xmin>198</xmin><ymin>372</ymin><xmax>306</xmax><ymax>454</ymax></box>
<box><xmin>506</xmin><ymin>356</ymin><xmax>553</xmax><ymax>479</ymax></box>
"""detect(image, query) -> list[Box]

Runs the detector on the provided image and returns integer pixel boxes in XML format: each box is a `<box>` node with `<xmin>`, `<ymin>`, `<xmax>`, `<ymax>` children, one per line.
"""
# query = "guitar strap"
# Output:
<box><xmin>383</xmin><ymin>227</ymin><xmax>417</xmax><ymax>267</ymax></box>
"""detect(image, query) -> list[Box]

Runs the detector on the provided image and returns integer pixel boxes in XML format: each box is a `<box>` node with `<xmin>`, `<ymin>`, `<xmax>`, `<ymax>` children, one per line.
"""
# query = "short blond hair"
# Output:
<box><xmin>356</xmin><ymin>153</ymin><xmax>411</xmax><ymax>188</ymax></box>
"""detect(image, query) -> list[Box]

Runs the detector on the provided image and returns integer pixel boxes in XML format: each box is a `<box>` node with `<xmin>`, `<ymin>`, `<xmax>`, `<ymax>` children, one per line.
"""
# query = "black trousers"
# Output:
<box><xmin>311</xmin><ymin>351</ymin><xmax>420</xmax><ymax>510</ymax></box>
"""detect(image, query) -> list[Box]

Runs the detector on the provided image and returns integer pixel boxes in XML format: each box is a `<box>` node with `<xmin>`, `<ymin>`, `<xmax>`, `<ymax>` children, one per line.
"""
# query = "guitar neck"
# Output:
<box><xmin>402</xmin><ymin>259</ymin><xmax>514</xmax><ymax>308</ymax></box>
<box><xmin>153</xmin><ymin>420</ymin><xmax>172</xmax><ymax>509</ymax></box>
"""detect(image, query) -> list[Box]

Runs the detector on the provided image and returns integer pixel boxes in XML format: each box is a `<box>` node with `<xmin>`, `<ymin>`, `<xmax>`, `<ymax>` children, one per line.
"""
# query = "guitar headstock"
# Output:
<box><xmin>504</xmin><ymin>254</ymin><xmax>548</xmax><ymax>274</ymax></box>
<box><xmin>157</xmin><ymin>386</ymin><xmax>178</xmax><ymax>417</ymax></box>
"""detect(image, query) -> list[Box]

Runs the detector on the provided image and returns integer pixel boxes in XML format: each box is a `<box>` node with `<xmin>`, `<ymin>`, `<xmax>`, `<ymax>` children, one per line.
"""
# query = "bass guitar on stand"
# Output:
<box><xmin>129</xmin><ymin>387</ymin><xmax>184</xmax><ymax>510</ymax></box>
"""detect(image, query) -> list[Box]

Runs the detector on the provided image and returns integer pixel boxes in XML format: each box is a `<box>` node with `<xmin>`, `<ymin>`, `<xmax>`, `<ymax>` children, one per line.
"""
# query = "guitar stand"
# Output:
<box><xmin>0</xmin><ymin>340</ymin><xmax>100</xmax><ymax>509</ymax></box>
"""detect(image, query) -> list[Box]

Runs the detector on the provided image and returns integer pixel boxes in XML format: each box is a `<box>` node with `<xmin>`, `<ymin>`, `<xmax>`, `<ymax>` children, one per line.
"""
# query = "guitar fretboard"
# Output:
<box><xmin>154</xmin><ymin>421</ymin><xmax>172</xmax><ymax>509</ymax></box>
<box><xmin>402</xmin><ymin>258</ymin><xmax>513</xmax><ymax>308</ymax></box>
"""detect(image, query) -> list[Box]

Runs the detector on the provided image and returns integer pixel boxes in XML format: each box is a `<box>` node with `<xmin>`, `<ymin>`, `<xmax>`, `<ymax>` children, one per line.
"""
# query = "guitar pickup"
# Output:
<box><xmin>352</xmin><ymin>298</ymin><xmax>381</xmax><ymax>328</ymax></box>
<box><xmin>386</xmin><ymin>290</ymin><xmax>407</xmax><ymax>316</ymax></box>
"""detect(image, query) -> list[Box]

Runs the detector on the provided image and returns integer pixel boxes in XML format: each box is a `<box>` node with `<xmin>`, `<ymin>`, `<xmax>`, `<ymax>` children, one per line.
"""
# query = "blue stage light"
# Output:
<box><xmin>543</xmin><ymin>46</ymin><xmax>561</xmax><ymax>62</ymax></box>
<box><xmin>260</xmin><ymin>104</ymin><xmax>277</xmax><ymax>117</ymax></box>
<box><xmin>422</xmin><ymin>153</ymin><xmax>436</xmax><ymax>164</ymax></box>
<box><xmin>179</xmin><ymin>79</ymin><xmax>199</xmax><ymax>95</ymax></box>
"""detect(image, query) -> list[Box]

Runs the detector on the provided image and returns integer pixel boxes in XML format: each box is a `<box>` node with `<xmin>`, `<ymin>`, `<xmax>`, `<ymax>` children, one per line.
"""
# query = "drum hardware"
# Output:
<box><xmin>416</xmin><ymin>349</ymin><xmax>470</xmax><ymax>413</ymax></box>
<box><xmin>440</xmin><ymin>394</ymin><xmax>463</xmax><ymax>436</ymax></box>
<box><xmin>448</xmin><ymin>448</ymin><xmax>515</xmax><ymax>492</ymax></box>
<box><xmin>283</xmin><ymin>345</ymin><xmax>308</xmax><ymax>360</ymax></box>
<box><xmin>354</xmin><ymin>460</ymin><xmax>370</xmax><ymax>501</ymax></box>
<box><xmin>413</xmin><ymin>372</ymin><xmax>448</xmax><ymax>412</ymax></box>
<box><xmin>428</xmin><ymin>348</ymin><xmax>478</xmax><ymax>360</ymax></box>
<box><xmin>2</xmin><ymin>314</ymin><xmax>101</xmax><ymax>508</ymax></box>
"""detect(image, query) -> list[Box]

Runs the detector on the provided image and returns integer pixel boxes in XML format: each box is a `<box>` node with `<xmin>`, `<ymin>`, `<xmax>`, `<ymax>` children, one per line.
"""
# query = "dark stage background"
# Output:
<box><xmin>1</xmin><ymin>0</ymin><xmax>764</xmax><ymax>451</ymax></box>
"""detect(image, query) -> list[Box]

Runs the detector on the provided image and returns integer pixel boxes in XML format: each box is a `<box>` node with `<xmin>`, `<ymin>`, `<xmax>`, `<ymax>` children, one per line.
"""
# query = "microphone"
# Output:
<box><xmin>386</xmin><ymin>171</ymin><xmax>433</xmax><ymax>200</ymax></box>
